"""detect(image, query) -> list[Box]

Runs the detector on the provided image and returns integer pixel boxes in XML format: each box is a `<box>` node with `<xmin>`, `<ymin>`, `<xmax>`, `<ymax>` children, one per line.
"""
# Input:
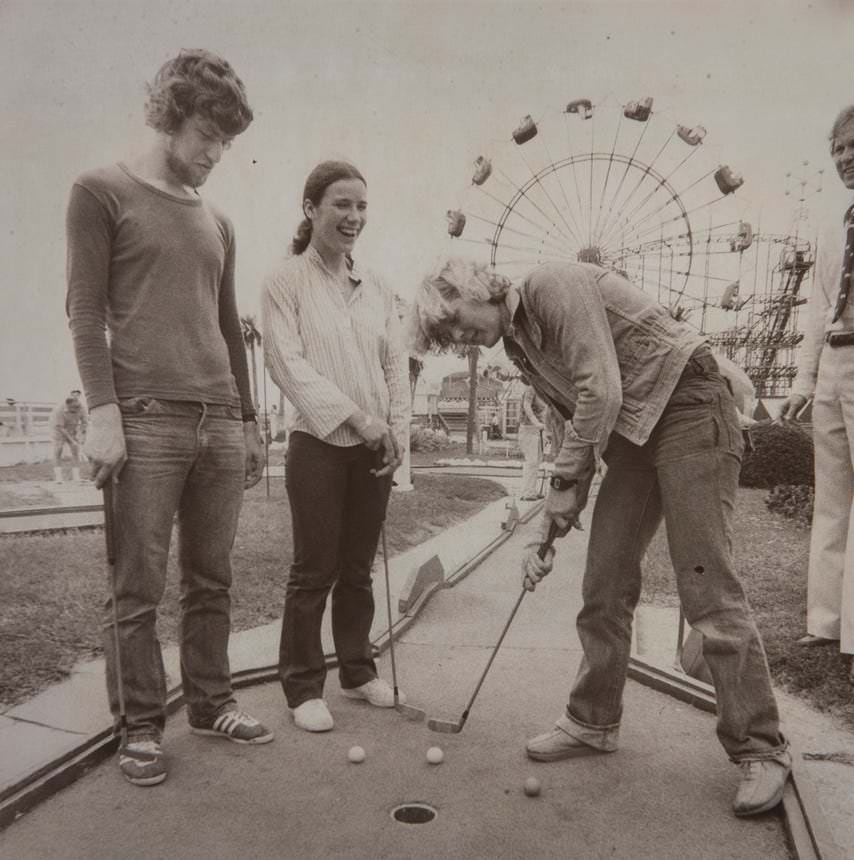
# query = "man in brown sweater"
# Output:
<box><xmin>66</xmin><ymin>49</ymin><xmax>272</xmax><ymax>787</ymax></box>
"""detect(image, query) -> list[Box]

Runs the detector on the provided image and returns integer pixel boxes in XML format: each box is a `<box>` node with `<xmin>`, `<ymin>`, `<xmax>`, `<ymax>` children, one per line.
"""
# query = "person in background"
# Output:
<box><xmin>780</xmin><ymin>104</ymin><xmax>854</xmax><ymax>679</ymax></box>
<box><xmin>409</xmin><ymin>257</ymin><xmax>791</xmax><ymax>818</ymax></box>
<box><xmin>518</xmin><ymin>382</ymin><xmax>547</xmax><ymax>501</ymax></box>
<box><xmin>65</xmin><ymin>49</ymin><xmax>272</xmax><ymax>788</ymax></box>
<box><xmin>261</xmin><ymin>160</ymin><xmax>409</xmax><ymax>733</ymax></box>
<box><xmin>50</xmin><ymin>395</ymin><xmax>88</xmax><ymax>482</ymax></box>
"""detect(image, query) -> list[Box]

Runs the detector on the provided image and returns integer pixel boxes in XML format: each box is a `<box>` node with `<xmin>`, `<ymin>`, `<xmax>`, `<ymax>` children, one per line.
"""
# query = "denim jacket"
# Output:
<box><xmin>503</xmin><ymin>262</ymin><xmax>705</xmax><ymax>481</ymax></box>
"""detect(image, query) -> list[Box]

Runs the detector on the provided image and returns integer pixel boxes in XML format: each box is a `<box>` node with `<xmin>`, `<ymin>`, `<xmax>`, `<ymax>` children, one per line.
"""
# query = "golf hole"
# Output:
<box><xmin>391</xmin><ymin>802</ymin><xmax>437</xmax><ymax>824</ymax></box>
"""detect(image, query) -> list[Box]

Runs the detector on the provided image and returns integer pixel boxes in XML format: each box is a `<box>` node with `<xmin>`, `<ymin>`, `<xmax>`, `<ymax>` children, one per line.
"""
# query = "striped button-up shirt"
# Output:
<box><xmin>261</xmin><ymin>246</ymin><xmax>409</xmax><ymax>447</ymax></box>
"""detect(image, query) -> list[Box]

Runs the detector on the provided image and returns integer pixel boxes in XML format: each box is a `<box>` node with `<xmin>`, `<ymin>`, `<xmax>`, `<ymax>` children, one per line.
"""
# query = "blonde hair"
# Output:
<box><xmin>408</xmin><ymin>258</ymin><xmax>511</xmax><ymax>354</ymax></box>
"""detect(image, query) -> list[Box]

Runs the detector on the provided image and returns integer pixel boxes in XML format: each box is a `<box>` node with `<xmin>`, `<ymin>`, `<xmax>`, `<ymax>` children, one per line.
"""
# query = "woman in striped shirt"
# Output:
<box><xmin>261</xmin><ymin>161</ymin><xmax>410</xmax><ymax>733</ymax></box>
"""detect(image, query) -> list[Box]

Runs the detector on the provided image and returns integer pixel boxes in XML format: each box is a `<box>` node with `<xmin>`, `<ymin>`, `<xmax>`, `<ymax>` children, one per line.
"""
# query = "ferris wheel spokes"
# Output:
<box><xmin>513</xmin><ymin>148</ymin><xmax>585</xmax><ymax>248</ymax></box>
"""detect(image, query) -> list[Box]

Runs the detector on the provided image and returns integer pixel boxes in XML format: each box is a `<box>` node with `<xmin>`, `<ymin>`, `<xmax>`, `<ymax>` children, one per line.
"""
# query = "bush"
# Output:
<box><xmin>740</xmin><ymin>422</ymin><xmax>814</xmax><ymax>488</ymax></box>
<box><xmin>410</xmin><ymin>425</ymin><xmax>452</xmax><ymax>452</ymax></box>
<box><xmin>765</xmin><ymin>483</ymin><xmax>814</xmax><ymax>526</ymax></box>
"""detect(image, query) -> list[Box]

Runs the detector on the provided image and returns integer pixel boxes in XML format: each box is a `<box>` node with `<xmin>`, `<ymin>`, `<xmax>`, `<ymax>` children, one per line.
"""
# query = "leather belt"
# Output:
<box><xmin>825</xmin><ymin>331</ymin><xmax>854</xmax><ymax>347</ymax></box>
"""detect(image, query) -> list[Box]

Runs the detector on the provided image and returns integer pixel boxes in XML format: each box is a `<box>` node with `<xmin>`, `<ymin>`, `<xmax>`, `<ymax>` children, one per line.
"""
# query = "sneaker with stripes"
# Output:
<box><xmin>190</xmin><ymin>707</ymin><xmax>274</xmax><ymax>745</ymax></box>
<box><xmin>118</xmin><ymin>739</ymin><xmax>167</xmax><ymax>786</ymax></box>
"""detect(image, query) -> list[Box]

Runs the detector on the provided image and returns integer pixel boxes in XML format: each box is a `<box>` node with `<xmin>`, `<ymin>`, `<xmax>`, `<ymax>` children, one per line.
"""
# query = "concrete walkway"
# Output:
<box><xmin>0</xmin><ymin>467</ymin><xmax>851</xmax><ymax>858</ymax></box>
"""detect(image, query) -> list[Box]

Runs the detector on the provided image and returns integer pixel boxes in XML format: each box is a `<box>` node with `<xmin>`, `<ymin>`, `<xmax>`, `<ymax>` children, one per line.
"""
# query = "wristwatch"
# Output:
<box><xmin>549</xmin><ymin>475</ymin><xmax>576</xmax><ymax>491</ymax></box>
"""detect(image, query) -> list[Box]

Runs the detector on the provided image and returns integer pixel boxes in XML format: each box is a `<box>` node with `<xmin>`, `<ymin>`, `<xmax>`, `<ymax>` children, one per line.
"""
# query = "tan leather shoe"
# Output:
<box><xmin>796</xmin><ymin>634</ymin><xmax>838</xmax><ymax>647</ymax></box>
<box><xmin>526</xmin><ymin>721</ymin><xmax>614</xmax><ymax>762</ymax></box>
<box><xmin>732</xmin><ymin>752</ymin><xmax>791</xmax><ymax>817</ymax></box>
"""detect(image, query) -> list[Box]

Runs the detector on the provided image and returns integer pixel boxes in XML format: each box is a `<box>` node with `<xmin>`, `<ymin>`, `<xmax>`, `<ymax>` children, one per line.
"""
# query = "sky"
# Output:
<box><xmin>3</xmin><ymin>0</ymin><xmax>854</xmax><ymax>402</ymax></box>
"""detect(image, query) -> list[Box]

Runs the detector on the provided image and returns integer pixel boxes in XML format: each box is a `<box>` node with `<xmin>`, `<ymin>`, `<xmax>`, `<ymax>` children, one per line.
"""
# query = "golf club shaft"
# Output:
<box><xmin>380</xmin><ymin>522</ymin><xmax>400</xmax><ymax>695</ymax></box>
<box><xmin>460</xmin><ymin>521</ymin><xmax>561</xmax><ymax>716</ymax></box>
<box><xmin>103</xmin><ymin>481</ymin><xmax>128</xmax><ymax>747</ymax></box>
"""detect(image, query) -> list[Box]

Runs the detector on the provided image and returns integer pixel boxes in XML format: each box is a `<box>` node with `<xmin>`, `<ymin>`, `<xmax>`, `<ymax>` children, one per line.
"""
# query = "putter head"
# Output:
<box><xmin>396</xmin><ymin>702</ymin><xmax>426</xmax><ymax>722</ymax></box>
<box><xmin>426</xmin><ymin>716</ymin><xmax>463</xmax><ymax>734</ymax></box>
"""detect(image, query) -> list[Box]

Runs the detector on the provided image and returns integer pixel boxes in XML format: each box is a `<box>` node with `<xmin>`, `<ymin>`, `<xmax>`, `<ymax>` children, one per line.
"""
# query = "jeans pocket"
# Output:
<box><xmin>715</xmin><ymin>393</ymin><xmax>744</xmax><ymax>459</ymax></box>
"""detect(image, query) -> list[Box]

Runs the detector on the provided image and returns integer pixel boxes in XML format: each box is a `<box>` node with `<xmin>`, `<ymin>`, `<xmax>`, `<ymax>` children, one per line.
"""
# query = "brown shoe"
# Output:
<box><xmin>732</xmin><ymin>752</ymin><xmax>791</xmax><ymax>817</ymax></box>
<box><xmin>795</xmin><ymin>634</ymin><xmax>838</xmax><ymax>647</ymax></box>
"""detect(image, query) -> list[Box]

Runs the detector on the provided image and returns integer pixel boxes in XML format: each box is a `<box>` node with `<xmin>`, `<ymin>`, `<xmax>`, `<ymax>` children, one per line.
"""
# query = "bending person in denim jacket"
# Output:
<box><xmin>409</xmin><ymin>258</ymin><xmax>790</xmax><ymax>818</ymax></box>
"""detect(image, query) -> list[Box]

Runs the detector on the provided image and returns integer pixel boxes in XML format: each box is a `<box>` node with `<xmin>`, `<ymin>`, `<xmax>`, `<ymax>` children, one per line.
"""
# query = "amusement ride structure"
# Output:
<box><xmin>444</xmin><ymin>96</ymin><xmax>821</xmax><ymax>399</ymax></box>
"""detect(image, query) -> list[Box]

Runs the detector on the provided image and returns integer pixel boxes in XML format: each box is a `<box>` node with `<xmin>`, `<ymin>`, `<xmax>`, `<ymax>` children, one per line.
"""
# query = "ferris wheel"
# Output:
<box><xmin>444</xmin><ymin>95</ymin><xmax>754</xmax><ymax>333</ymax></box>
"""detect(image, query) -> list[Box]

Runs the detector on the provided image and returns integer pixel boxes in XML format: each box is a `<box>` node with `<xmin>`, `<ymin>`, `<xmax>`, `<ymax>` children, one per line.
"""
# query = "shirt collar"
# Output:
<box><xmin>504</xmin><ymin>285</ymin><xmax>522</xmax><ymax>338</ymax></box>
<box><xmin>305</xmin><ymin>245</ymin><xmax>363</xmax><ymax>286</ymax></box>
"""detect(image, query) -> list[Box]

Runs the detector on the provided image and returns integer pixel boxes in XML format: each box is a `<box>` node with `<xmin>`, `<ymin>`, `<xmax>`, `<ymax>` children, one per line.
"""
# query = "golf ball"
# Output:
<box><xmin>348</xmin><ymin>745</ymin><xmax>366</xmax><ymax>763</ymax></box>
<box><xmin>426</xmin><ymin>746</ymin><xmax>444</xmax><ymax>765</ymax></box>
<box><xmin>523</xmin><ymin>777</ymin><xmax>541</xmax><ymax>797</ymax></box>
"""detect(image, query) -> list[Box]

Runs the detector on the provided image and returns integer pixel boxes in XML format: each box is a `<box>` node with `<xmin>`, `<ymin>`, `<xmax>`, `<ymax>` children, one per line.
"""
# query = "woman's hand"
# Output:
<box><xmin>350</xmin><ymin>410</ymin><xmax>401</xmax><ymax>476</ymax></box>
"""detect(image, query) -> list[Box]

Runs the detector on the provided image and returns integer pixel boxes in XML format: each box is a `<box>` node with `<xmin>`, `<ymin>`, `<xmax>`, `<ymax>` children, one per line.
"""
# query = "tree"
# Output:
<box><xmin>464</xmin><ymin>346</ymin><xmax>481</xmax><ymax>454</ymax></box>
<box><xmin>408</xmin><ymin>356</ymin><xmax>423</xmax><ymax>407</ymax></box>
<box><xmin>240</xmin><ymin>315</ymin><xmax>262</xmax><ymax>411</ymax></box>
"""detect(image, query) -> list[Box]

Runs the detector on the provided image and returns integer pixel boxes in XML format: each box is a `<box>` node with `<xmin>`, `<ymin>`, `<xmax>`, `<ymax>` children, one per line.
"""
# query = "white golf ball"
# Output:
<box><xmin>524</xmin><ymin>776</ymin><xmax>541</xmax><ymax>797</ymax></box>
<box><xmin>348</xmin><ymin>745</ymin><xmax>366</xmax><ymax>763</ymax></box>
<box><xmin>426</xmin><ymin>746</ymin><xmax>444</xmax><ymax>765</ymax></box>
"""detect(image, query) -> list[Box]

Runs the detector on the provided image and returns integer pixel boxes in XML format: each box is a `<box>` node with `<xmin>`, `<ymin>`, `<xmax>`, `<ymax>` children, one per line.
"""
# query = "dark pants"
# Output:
<box><xmin>280</xmin><ymin>432</ymin><xmax>392</xmax><ymax>708</ymax></box>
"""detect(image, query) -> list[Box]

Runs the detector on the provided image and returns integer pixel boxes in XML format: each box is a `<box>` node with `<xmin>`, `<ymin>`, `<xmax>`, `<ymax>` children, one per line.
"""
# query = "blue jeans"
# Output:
<box><xmin>280</xmin><ymin>432</ymin><xmax>391</xmax><ymax>708</ymax></box>
<box><xmin>104</xmin><ymin>398</ymin><xmax>245</xmax><ymax>741</ymax></box>
<box><xmin>565</xmin><ymin>351</ymin><xmax>787</xmax><ymax>761</ymax></box>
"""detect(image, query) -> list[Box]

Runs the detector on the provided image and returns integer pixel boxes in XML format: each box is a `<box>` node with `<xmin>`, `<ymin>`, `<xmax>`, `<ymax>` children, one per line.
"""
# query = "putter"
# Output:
<box><xmin>103</xmin><ymin>481</ymin><xmax>128</xmax><ymax>749</ymax></box>
<box><xmin>374</xmin><ymin>450</ymin><xmax>426</xmax><ymax>721</ymax></box>
<box><xmin>427</xmin><ymin>521</ymin><xmax>560</xmax><ymax>734</ymax></box>
<box><xmin>380</xmin><ymin>522</ymin><xmax>426</xmax><ymax>721</ymax></box>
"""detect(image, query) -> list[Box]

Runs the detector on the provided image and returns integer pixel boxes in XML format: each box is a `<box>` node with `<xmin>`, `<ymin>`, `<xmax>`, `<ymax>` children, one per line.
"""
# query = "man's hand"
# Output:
<box><xmin>84</xmin><ymin>403</ymin><xmax>126</xmax><ymax>489</ymax></box>
<box><xmin>522</xmin><ymin>540</ymin><xmax>555</xmax><ymax>592</ymax></box>
<box><xmin>243</xmin><ymin>422</ymin><xmax>264</xmax><ymax>489</ymax></box>
<box><xmin>544</xmin><ymin>469</ymin><xmax>595</xmax><ymax>536</ymax></box>
<box><xmin>779</xmin><ymin>394</ymin><xmax>808</xmax><ymax>423</ymax></box>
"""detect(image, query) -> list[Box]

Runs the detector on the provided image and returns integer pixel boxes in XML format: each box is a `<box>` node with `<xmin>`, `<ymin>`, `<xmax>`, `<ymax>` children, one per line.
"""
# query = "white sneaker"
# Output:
<box><xmin>342</xmin><ymin>678</ymin><xmax>404</xmax><ymax>708</ymax></box>
<box><xmin>292</xmin><ymin>698</ymin><xmax>333</xmax><ymax>732</ymax></box>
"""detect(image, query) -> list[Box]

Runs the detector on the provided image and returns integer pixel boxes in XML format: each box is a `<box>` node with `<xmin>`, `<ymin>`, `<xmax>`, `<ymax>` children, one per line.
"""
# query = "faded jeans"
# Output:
<box><xmin>564</xmin><ymin>350</ymin><xmax>788</xmax><ymax>761</ymax></box>
<box><xmin>280</xmin><ymin>432</ymin><xmax>391</xmax><ymax>708</ymax></box>
<box><xmin>104</xmin><ymin>398</ymin><xmax>245</xmax><ymax>741</ymax></box>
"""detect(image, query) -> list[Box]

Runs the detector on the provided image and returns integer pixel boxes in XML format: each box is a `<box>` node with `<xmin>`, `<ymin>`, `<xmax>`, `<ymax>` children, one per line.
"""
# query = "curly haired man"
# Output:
<box><xmin>66</xmin><ymin>50</ymin><xmax>272</xmax><ymax>787</ymax></box>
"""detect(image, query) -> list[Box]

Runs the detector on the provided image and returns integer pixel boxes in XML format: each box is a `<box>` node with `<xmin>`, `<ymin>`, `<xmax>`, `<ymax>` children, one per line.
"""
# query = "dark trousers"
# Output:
<box><xmin>280</xmin><ymin>431</ymin><xmax>392</xmax><ymax>708</ymax></box>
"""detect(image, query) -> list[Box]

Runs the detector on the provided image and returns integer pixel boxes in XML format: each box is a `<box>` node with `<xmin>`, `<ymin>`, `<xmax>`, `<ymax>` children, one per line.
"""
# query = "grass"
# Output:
<box><xmin>0</xmin><ymin>471</ymin><xmax>505</xmax><ymax>709</ymax></box>
<box><xmin>641</xmin><ymin>488</ymin><xmax>854</xmax><ymax>727</ymax></box>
